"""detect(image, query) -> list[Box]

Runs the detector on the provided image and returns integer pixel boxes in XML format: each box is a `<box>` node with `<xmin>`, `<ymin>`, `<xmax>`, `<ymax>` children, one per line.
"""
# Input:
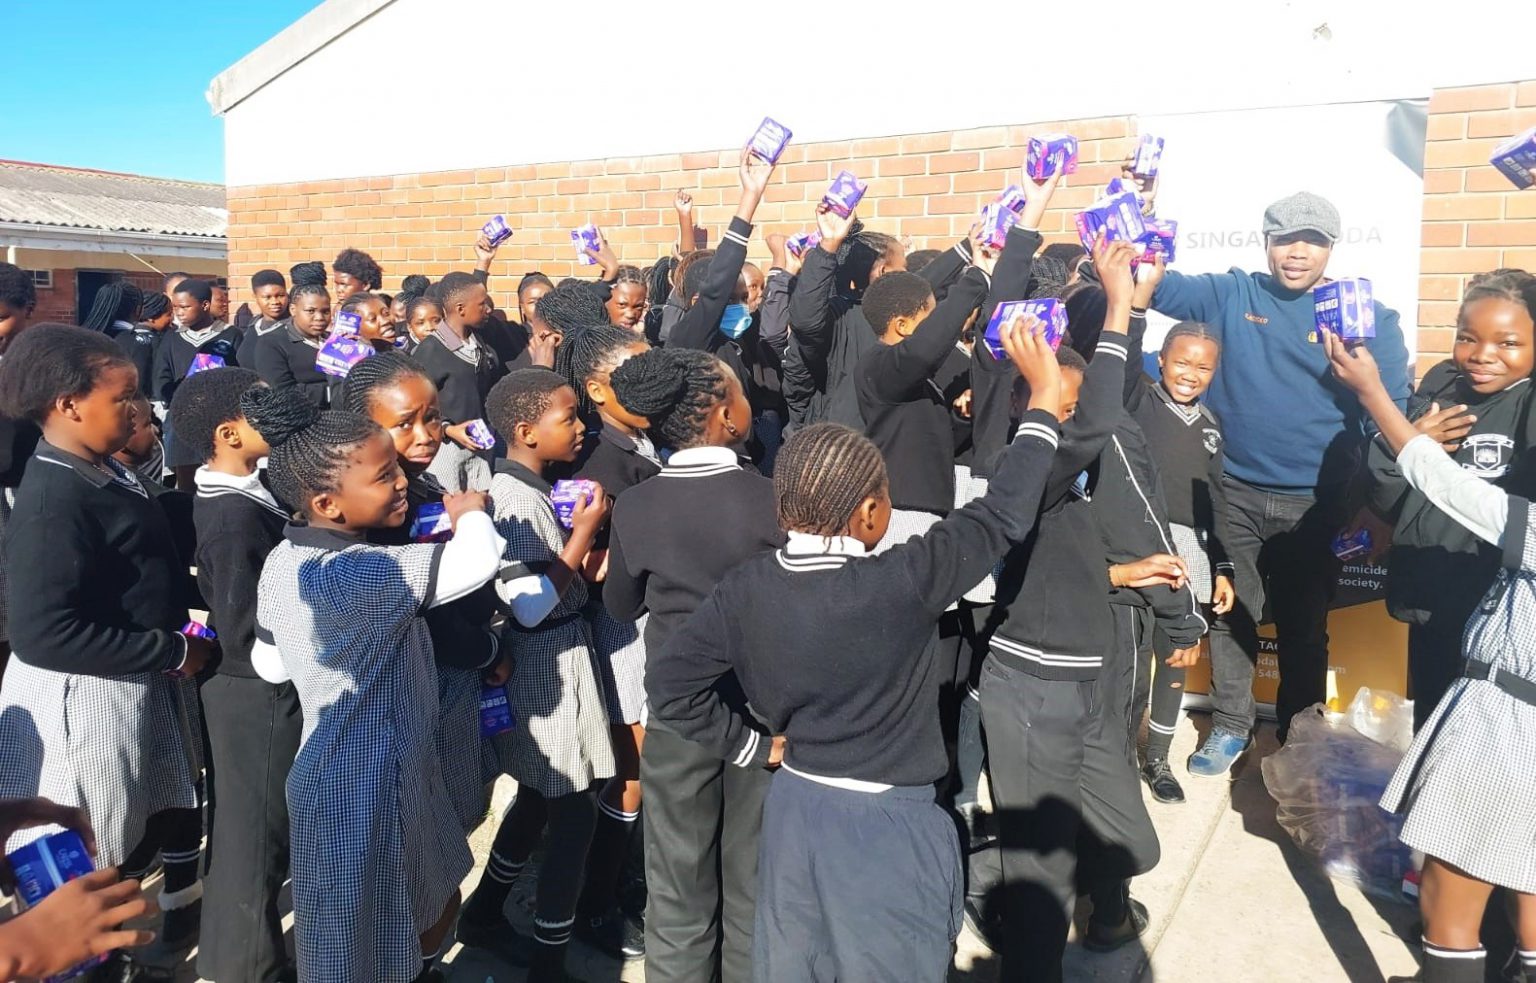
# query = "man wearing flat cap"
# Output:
<box><xmin>1151</xmin><ymin>191</ymin><xmax>1411</xmax><ymax>773</ymax></box>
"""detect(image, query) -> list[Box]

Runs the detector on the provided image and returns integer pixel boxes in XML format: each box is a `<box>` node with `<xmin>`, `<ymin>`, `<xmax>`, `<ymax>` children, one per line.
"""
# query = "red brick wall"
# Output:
<box><xmin>1417</xmin><ymin>81</ymin><xmax>1536</xmax><ymax>375</ymax></box>
<box><xmin>30</xmin><ymin>269</ymin><xmax>74</xmax><ymax>324</ymax></box>
<box><xmin>225</xmin><ymin>116</ymin><xmax>1135</xmax><ymax>312</ymax></box>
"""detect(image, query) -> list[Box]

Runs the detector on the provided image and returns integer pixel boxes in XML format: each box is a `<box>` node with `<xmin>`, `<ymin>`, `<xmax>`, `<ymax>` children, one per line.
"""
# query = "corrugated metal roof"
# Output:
<box><xmin>0</xmin><ymin>160</ymin><xmax>226</xmax><ymax>239</ymax></box>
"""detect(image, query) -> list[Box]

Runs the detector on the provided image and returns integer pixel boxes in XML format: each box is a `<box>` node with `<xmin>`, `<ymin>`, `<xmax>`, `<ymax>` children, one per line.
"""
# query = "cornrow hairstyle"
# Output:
<box><xmin>904</xmin><ymin>249</ymin><xmax>942</xmax><ymax>274</ymax></box>
<box><xmin>399</xmin><ymin>274</ymin><xmax>431</xmax><ymax>298</ymax></box>
<box><xmin>536</xmin><ymin>283</ymin><xmax>606</xmax><ymax>334</ymax></box>
<box><xmin>140</xmin><ymin>292</ymin><xmax>170</xmax><ymax>320</ymax></box>
<box><xmin>485</xmin><ymin>368</ymin><xmax>570</xmax><ymax>439</ymax></box>
<box><xmin>517</xmin><ymin>272</ymin><xmax>554</xmax><ymax>300</ymax></box>
<box><xmin>251</xmin><ymin>269</ymin><xmax>286</xmax><ymax>291</ymax></box>
<box><xmin>562</xmin><ymin>323</ymin><xmax>644</xmax><ymax>416</ymax></box>
<box><xmin>839</xmin><ymin>229</ymin><xmax>902</xmax><ymax>297</ymax></box>
<box><xmin>1026</xmin><ymin>255</ymin><xmax>1069</xmax><ymax>301</ymax></box>
<box><xmin>333</xmin><ymin>248</ymin><xmax>383</xmax><ymax>290</ymax></box>
<box><xmin>860</xmin><ymin>272</ymin><xmax>934</xmax><ymax>336</ymax></box>
<box><xmin>340</xmin><ymin>349</ymin><xmax>432</xmax><ymax>416</ymax></box>
<box><xmin>289</xmin><ymin>282</ymin><xmax>330</xmax><ymax>305</ymax></box>
<box><xmin>240</xmin><ymin>385</ymin><xmax>383</xmax><ymax>516</ymax></box>
<box><xmin>646</xmin><ymin>257</ymin><xmax>676</xmax><ymax>308</ymax></box>
<box><xmin>1039</xmin><ymin>242</ymin><xmax>1087</xmax><ymax>270</ymax></box>
<box><xmin>0</xmin><ymin>323</ymin><xmax>135</xmax><ymax>424</ymax></box>
<box><xmin>1160</xmin><ymin>321</ymin><xmax>1222</xmax><ymax>357</ymax></box>
<box><xmin>339</xmin><ymin>291</ymin><xmax>382</xmax><ymax>317</ymax></box>
<box><xmin>608</xmin><ymin>346</ymin><xmax>729</xmax><ymax>451</ymax></box>
<box><xmin>614</xmin><ymin>265</ymin><xmax>645</xmax><ymax>287</ymax></box>
<box><xmin>289</xmin><ymin>261</ymin><xmax>328</xmax><ymax>288</ymax></box>
<box><xmin>80</xmin><ymin>281</ymin><xmax>143</xmax><ymax>333</ymax></box>
<box><xmin>167</xmin><ymin>367</ymin><xmax>263</xmax><ymax>463</ymax></box>
<box><xmin>0</xmin><ymin>263</ymin><xmax>37</xmax><ymax>310</ymax></box>
<box><xmin>405</xmin><ymin>295</ymin><xmax>443</xmax><ymax>323</ymax></box>
<box><xmin>676</xmin><ymin>250</ymin><xmax>717</xmax><ymax>308</ymax></box>
<box><xmin>173</xmin><ymin>279</ymin><xmax>213</xmax><ymax>303</ymax></box>
<box><xmin>1461</xmin><ymin>270</ymin><xmax>1535</xmax><ymax>325</ymax></box>
<box><xmin>773</xmin><ymin>423</ymin><xmax>889</xmax><ymax>538</ymax></box>
<box><xmin>1467</xmin><ymin>268</ymin><xmax>1529</xmax><ymax>292</ymax></box>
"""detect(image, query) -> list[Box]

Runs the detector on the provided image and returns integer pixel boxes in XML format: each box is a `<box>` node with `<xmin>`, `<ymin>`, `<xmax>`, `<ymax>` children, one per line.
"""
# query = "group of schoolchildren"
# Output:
<box><xmin>0</xmin><ymin>135</ymin><xmax>1534</xmax><ymax>983</ymax></box>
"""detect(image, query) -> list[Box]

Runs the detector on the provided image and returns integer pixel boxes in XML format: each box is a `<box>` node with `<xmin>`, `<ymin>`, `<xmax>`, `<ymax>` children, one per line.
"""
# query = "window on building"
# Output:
<box><xmin>27</xmin><ymin>270</ymin><xmax>52</xmax><ymax>289</ymax></box>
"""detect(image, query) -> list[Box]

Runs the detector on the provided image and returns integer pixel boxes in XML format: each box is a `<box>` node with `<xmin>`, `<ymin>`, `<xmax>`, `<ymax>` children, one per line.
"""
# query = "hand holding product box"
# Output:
<box><xmin>551</xmin><ymin>479</ymin><xmax>598</xmax><ymax>529</ymax></box>
<box><xmin>481</xmin><ymin>214</ymin><xmax>513</xmax><ymax>248</ymax></box>
<box><xmin>747</xmin><ymin>117</ymin><xmax>793</xmax><ymax>164</ymax></box>
<box><xmin>822</xmin><ymin>171</ymin><xmax>868</xmax><ymax>218</ymax></box>
<box><xmin>981</xmin><ymin>299</ymin><xmax>1068</xmax><ymax>359</ymax></box>
<box><xmin>1026</xmin><ymin>134</ymin><xmax>1079</xmax><ymax>179</ymax></box>
<box><xmin>1490</xmin><ymin>126</ymin><xmax>1536</xmax><ymax>190</ymax></box>
<box><xmin>1314</xmin><ymin>278</ymin><xmax>1376</xmax><ymax>342</ymax></box>
<box><xmin>572</xmin><ymin>224</ymin><xmax>602</xmax><ymax>265</ymax></box>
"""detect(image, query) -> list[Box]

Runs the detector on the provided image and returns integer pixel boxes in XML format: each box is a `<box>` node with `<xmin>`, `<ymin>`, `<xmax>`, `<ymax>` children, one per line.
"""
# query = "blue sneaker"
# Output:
<box><xmin>1186</xmin><ymin>728</ymin><xmax>1252</xmax><ymax>777</ymax></box>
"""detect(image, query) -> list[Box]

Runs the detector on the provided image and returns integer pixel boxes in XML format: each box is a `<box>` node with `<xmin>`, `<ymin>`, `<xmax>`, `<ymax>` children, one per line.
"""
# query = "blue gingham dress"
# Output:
<box><xmin>485</xmin><ymin>468</ymin><xmax>615</xmax><ymax>796</ymax></box>
<box><xmin>258</xmin><ymin>528</ymin><xmax>472</xmax><ymax>983</ymax></box>
<box><xmin>1381</xmin><ymin>499</ymin><xmax>1536</xmax><ymax>893</ymax></box>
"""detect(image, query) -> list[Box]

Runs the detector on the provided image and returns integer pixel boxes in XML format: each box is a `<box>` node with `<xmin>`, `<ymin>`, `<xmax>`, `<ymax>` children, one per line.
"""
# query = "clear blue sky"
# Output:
<box><xmin>6</xmin><ymin>0</ymin><xmax>321</xmax><ymax>184</ymax></box>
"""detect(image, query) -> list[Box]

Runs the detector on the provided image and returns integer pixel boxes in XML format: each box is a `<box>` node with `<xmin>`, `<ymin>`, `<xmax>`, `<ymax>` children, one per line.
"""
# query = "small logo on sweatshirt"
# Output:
<box><xmin>1202</xmin><ymin>427</ymin><xmax>1222</xmax><ymax>455</ymax></box>
<box><xmin>1244</xmin><ymin>312</ymin><xmax>1270</xmax><ymax>325</ymax></box>
<box><xmin>1462</xmin><ymin>433</ymin><xmax>1514</xmax><ymax>478</ymax></box>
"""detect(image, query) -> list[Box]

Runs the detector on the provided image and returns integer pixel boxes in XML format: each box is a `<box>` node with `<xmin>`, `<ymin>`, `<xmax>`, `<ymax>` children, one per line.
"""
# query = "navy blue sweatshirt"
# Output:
<box><xmin>1151</xmin><ymin>269</ymin><xmax>1410</xmax><ymax>493</ymax></box>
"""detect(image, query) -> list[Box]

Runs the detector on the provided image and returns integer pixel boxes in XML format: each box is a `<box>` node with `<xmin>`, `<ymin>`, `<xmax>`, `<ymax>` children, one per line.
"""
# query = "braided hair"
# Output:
<box><xmin>674</xmin><ymin>250</ymin><xmax>716</xmax><ymax>310</ymax></box>
<box><xmin>290</xmin><ymin>282</ymin><xmax>330</xmax><ymax>305</ymax></box>
<box><xmin>773</xmin><ymin>423</ymin><xmax>888</xmax><ymax>537</ymax></box>
<box><xmin>241</xmin><ymin>385</ymin><xmax>383</xmax><ymax>516</ymax></box>
<box><xmin>608</xmin><ymin>347</ymin><xmax>729</xmax><ymax>450</ymax></box>
<box><xmin>536</xmin><ymin>283</ymin><xmax>606</xmax><ymax>333</ymax></box>
<box><xmin>399</xmin><ymin>274</ymin><xmax>431</xmax><ymax>298</ymax></box>
<box><xmin>1160</xmin><ymin>321</ymin><xmax>1221</xmax><ymax>358</ymax></box>
<box><xmin>341</xmin><ymin>349</ymin><xmax>432</xmax><ymax>416</ymax></box>
<box><xmin>140</xmin><ymin>292</ymin><xmax>170</xmax><ymax>320</ymax></box>
<box><xmin>289</xmin><ymin>261</ymin><xmax>328</xmax><ymax>288</ymax></box>
<box><xmin>1461</xmin><ymin>270</ymin><xmax>1535</xmax><ymax>321</ymax></box>
<box><xmin>80</xmin><ymin>281</ymin><xmax>143</xmax><ymax>333</ymax></box>
<box><xmin>562</xmin><ymin>323</ymin><xmax>645</xmax><ymax>416</ymax></box>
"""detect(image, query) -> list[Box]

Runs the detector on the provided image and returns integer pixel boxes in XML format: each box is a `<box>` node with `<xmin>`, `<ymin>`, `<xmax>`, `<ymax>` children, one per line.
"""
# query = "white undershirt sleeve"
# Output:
<box><xmin>1396</xmin><ymin>433</ymin><xmax>1509</xmax><ymax>548</ymax></box>
<box><xmin>499</xmin><ymin>572</ymin><xmax>562</xmax><ymax>628</ymax></box>
<box><xmin>431</xmin><ymin>510</ymin><xmax>505</xmax><ymax>608</ymax></box>
<box><xmin>251</xmin><ymin>636</ymin><xmax>290</xmax><ymax>683</ymax></box>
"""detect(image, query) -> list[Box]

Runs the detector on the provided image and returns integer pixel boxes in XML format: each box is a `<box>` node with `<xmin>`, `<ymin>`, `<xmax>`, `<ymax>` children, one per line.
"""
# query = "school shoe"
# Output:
<box><xmin>156</xmin><ymin>879</ymin><xmax>203</xmax><ymax>951</ymax></box>
<box><xmin>86</xmin><ymin>952</ymin><xmax>175</xmax><ymax>983</ymax></box>
<box><xmin>1186</xmin><ymin>728</ymin><xmax>1253</xmax><ymax>778</ymax></box>
<box><xmin>528</xmin><ymin>941</ymin><xmax>589</xmax><ymax>983</ymax></box>
<box><xmin>574</xmin><ymin>907</ymin><xmax>645</xmax><ymax>961</ymax></box>
<box><xmin>1082</xmin><ymin>898</ymin><xmax>1149</xmax><ymax>953</ymax></box>
<box><xmin>454</xmin><ymin>911</ymin><xmax>534</xmax><ymax>967</ymax></box>
<box><xmin>962</xmin><ymin>897</ymin><xmax>1003</xmax><ymax>953</ymax></box>
<box><xmin>1139</xmin><ymin>758</ymin><xmax>1187</xmax><ymax>804</ymax></box>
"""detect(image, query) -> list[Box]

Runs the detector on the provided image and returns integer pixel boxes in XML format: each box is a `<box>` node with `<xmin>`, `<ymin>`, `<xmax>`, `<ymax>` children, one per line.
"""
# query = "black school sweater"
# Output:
<box><xmin>151</xmin><ymin>324</ymin><xmax>243</xmax><ymax>406</ymax></box>
<box><xmin>411</xmin><ymin>325</ymin><xmax>506</xmax><ymax>425</ymax></box>
<box><xmin>854</xmin><ymin>268</ymin><xmax>989</xmax><ymax>514</ymax></box>
<box><xmin>9</xmin><ymin>443</ymin><xmax>189</xmax><ymax>674</ymax></box>
<box><xmin>193</xmin><ymin>473</ymin><xmax>288</xmax><ymax>678</ymax></box>
<box><xmin>985</xmin><ymin>331</ymin><xmax>1130</xmax><ymax>680</ymax></box>
<box><xmin>968</xmin><ymin>226</ymin><xmax>1044</xmax><ymax>478</ymax></box>
<box><xmin>1371</xmin><ymin>362</ymin><xmax>1536</xmax><ymax>628</ymax></box>
<box><xmin>650</xmin><ymin>410</ymin><xmax>1061</xmax><ymax>782</ymax></box>
<box><xmin>1129</xmin><ymin>377</ymin><xmax>1232</xmax><ymax>569</ymax></box>
<box><xmin>116</xmin><ymin>326</ymin><xmax>167</xmax><ymax>395</ymax></box>
<box><xmin>603</xmin><ymin>446</ymin><xmax>785</xmax><ymax>659</ymax></box>
<box><xmin>783</xmin><ymin>237</ymin><xmax>974</xmax><ymax>429</ymax></box>
<box><xmin>237</xmin><ymin>316</ymin><xmax>290</xmax><ymax>368</ymax></box>
<box><xmin>250</xmin><ymin>322</ymin><xmax>330</xmax><ymax>408</ymax></box>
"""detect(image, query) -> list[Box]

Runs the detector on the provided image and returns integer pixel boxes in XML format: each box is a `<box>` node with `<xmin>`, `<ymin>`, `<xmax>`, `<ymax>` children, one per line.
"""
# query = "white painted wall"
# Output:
<box><xmin>218</xmin><ymin>0</ymin><xmax>1536</xmax><ymax>187</ymax></box>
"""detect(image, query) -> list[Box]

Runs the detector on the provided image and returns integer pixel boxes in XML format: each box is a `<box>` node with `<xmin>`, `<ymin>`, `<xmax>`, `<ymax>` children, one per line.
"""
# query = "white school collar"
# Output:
<box><xmin>195</xmin><ymin>465</ymin><xmax>285</xmax><ymax>514</ymax></box>
<box><xmin>661</xmin><ymin>445</ymin><xmax>740</xmax><ymax>478</ymax></box>
<box><xmin>784</xmin><ymin>531</ymin><xmax>867</xmax><ymax>557</ymax></box>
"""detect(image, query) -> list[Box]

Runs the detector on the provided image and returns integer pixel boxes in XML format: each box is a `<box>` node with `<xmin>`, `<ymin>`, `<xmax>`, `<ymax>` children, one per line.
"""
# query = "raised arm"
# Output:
<box><xmin>668</xmin><ymin>153</ymin><xmax>775</xmax><ymax>353</ymax></box>
<box><xmin>674</xmin><ymin>190</ymin><xmax>697</xmax><ymax>256</ymax></box>
<box><xmin>649</xmin><ymin>588</ymin><xmax>775</xmax><ymax>768</ymax></box>
<box><xmin>859</xmin><ymin>267</ymin><xmax>991</xmax><ymax>405</ymax></box>
<box><xmin>1150</xmin><ymin>269</ymin><xmax>1229</xmax><ymax>323</ymax></box>
<box><xmin>785</xmin><ymin>204</ymin><xmax>857</xmax><ymax>352</ymax></box>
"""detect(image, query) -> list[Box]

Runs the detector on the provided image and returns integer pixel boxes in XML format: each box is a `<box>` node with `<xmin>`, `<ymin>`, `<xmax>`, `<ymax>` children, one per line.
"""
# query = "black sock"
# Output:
<box><xmin>466</xmin><ymin>792</ymin><xmax>548</xmax><ymax>923</ymax></box>
<box><xmin>577</xmin><ymin>798</ymin><xmax>638</xmax><ymax>917</ymax></box>
<box><xmin>1516</xmin><ymin>947</ymin><xmax>1536</xmax><ymax>983</ymax></box>
<box><xmin>465</xmin><ymin>849</ymin><xmax>524</xmax><ymax>924</ymax></box>
<box><xmin>528</xmin><ymin>936</ymin><xmax>569</xmax><ymax>983</ymax></box>
<box><xmin>1421</xmin><ymin>940</ymin><xmax>1486</xmax><ymax>983</ymax></box>
<box><xmin>1089</xmin><ymin>880</ymin><xmax>1130</xmax><ymax>928</ymax></box>
<box><xmin>1145</xmin><ymin>635</ymin><xmax>1186</xmax><ymax>761</ymax></box>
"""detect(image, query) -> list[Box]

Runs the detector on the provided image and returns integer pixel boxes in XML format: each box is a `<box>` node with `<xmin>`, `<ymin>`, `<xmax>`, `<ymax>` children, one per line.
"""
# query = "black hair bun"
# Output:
<box><xmin>241</xmin><ymin>385</ymin><xmax>320</xmax><ymax>447</ymax></box>
<box><xmin>609</xmin><ymin>347</ymin><xmax>690</xmax><ymax>417</ymax></box>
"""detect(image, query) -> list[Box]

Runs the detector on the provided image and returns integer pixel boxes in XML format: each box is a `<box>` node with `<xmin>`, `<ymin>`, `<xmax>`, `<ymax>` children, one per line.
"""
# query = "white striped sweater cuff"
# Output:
<box><xmin>1096</xmin><ymin>339</ymin><xmax>1129</xmax><ymax>362</ymax></box>
<box><xmin>723</xmin><ymin>228</ymin><xmax>751</xmax><ymax>248</ymax></box>
<box><xmin>1013</xmin><ymin>421</ymin><xmax>1060</xmax><ymax>449</ymax></box>
<box><xmin>732</xmin><ymin>728</ymin><xmax>762</xmax><ymax>767</ymax></box>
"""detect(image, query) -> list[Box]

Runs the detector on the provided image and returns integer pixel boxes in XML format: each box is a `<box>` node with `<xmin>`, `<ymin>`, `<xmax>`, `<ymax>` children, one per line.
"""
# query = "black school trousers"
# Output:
<box><xmin>640</xmin><ymin>718</ymin><xmax>772</xmax><ymax>983</ymax></box>
<box><xmin>753</xmin><ymin>769</ymin><xmax>961</xmax><ymax>983</ymax></box>
<box><xmin>197</xmin><ymin>674</ymin><xmax>302</xmax><ymax>983</ymax></box>
<box><xmin>975</xmin><ymin>604</ymin><xmax>1160</xmax><ymax>983</ymax></box>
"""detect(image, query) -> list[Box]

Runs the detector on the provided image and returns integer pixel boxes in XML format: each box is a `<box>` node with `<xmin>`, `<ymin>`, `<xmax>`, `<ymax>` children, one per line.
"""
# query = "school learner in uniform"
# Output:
<box><xmin>246</xmin><ymin>388</ymin><xmax>504</xmax><ymax>983</ymax></box>
<box><xmin>648</xmin><ymin>314</ymin><xmax>1065</xmax><ymax>983</ymax></box>
<box><xmin>118</xmin><ymin>293</ymin><xmax>174</xmax><ymax>395</ymax></box>
<box><xmin>156</xmin><ymin>279</ymin><xmax>244</xmax><ymax>489</ymax></box>
<box><xmin>342</xmin><ymin>351</ymin><xmax>505</xmax><ymax>837</ymax></box>
<box><xmin>401</xmin><ymin>295</ymin><xmax>446</xmax><ymax>352</ymax></box>
<box><xmin>602</xmin><ymin>346</ymin><xmax>785</xmax><ymax>983</ymax></box>
<box><xmin>251</xmin><ymin>283</ymin><xmax>334</xmax><ymax>408</ymax></box>
<box><xmin>0</xmin><ymin>264</ymin><xmax>38</xmax><ymax>685</ymax></box>
<box><xmin>81</xmin><ymin>280</ymin><xmax>144</xmax><ymax>338</ymax></box>
<box><xmin>412</xmin><ymin>272</ymin><xmax>507</xmax><ymax>453</ymax></box>
<box><xmin>0</xmin><ymin>325</ymin><xmax>217</xmax><ymax>982</ymax></box>
<box><xmin>1323</xmin><ymin>329</ymin><xmax>1536</xmax><ymax>983</ymax></box>
<box><xmin>563</xmin><ymin>325</ymin><xmax>659</xmax><ymax>958</ymax></box>
<box><xmin>332</xmin><ymin>247</ymin><xmax>384</xmax><ymax>305</ymax></box>
<box><xmin>457</xmin><ymin>369</ymin><xmax>616</xmax><ymax>983</ymax></box>
<box><xmin>1368</xmin><ymin>272</ymin><xmax>1536</xmax><ymax>730</ymax></box>
<box><xmin>237</xmin><ymin>270</ymin><xmax>291</xmax><ymax>367</ymax></box>
<box><xmin>166</xmin><ymin>368</ymin><xmax>295</xmax><ymax>983</ymax></box>
<box><xmin>968</xmin><ymin>240</ymin><xmax>1164</xmax><ymax>981</ymax></box>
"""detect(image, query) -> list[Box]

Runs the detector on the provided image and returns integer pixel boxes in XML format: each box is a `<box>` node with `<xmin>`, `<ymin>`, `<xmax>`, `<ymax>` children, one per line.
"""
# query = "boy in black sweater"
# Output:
<box><xmin>167</xmin><ymin>367</ymin><xmax>297</xmax><ymax>983</ymax></box>
<box><xmin>412</xmin><ymin>271</ymin><xmax>507</xmax><ymax>452</ymax></box>
<box><xmin>155</xmin><ymin>279</ymin><xmax>244</xmax><ymax>489</ymax></box>
<box><xmin>649</xmin><ymin>314</ymin><xmax>1064</xmax><ymax>983</ymax></box>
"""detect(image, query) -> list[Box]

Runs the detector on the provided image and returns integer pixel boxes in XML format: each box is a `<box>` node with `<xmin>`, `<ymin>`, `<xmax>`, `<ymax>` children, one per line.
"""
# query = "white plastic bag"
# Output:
<box><xmin>1261</xmin><ymin>687</ymin><xmax>1415</xmax><ymax>901</ymax></box>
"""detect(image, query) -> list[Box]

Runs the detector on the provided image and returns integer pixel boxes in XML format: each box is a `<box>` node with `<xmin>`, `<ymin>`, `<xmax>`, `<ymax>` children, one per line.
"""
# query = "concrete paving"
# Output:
<box><xmin>145</xmin><ymin>710</ymin><xmax>1421</xmax><ymax>982</ymax></box>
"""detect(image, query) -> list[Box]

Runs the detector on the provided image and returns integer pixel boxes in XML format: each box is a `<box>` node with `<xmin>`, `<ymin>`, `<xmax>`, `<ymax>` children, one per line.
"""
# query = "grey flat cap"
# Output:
<box><xmin>1262</xmin><ymin>191</ymin><xmax>1340</xmax><ymax>242</ymax></box>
